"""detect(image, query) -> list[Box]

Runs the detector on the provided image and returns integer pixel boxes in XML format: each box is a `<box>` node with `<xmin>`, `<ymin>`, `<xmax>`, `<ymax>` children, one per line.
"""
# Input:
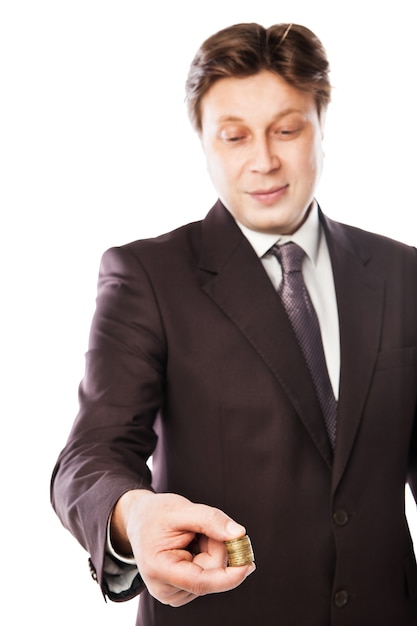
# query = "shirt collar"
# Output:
<box><xmin>236</xmin><ymin>201</ymin><xmax>321</xmax><ymax>265</ymax></box>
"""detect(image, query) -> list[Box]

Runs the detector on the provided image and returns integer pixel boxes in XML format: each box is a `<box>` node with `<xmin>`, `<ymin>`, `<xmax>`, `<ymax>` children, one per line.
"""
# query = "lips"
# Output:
<box><xmin>248</xmin><ymin>184</ymin><xmax>289</xmax><ymax>204</ymax></box>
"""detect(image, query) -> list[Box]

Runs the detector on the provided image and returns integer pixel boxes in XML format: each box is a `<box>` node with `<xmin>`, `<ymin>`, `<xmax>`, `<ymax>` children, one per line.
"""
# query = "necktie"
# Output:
<box><xmin>273</xmin><ymin>242</ymin><xmax>337</xmax><ymax>449</ymax></box>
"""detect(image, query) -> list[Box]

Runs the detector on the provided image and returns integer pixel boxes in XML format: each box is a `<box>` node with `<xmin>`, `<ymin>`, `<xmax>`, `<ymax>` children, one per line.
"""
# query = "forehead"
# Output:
<box><xmin>200</xmin><ymin>70</ymin><xmax>317</xmax><ymax>127</ymax></box>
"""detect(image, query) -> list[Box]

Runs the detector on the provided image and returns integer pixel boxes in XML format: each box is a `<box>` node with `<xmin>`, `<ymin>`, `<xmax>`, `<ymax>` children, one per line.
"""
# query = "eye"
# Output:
<box><xmin>275</xmin><ymin>127</ymin><xmax>300</xmax><ymax>138</ymax></box>
<box><xmin>221</xmin><ymin>132</ymin><xmax>247</xmax><ymax>143</ymax></box>
<box><xmin>219</xmin><ymin>127</ymin><xmax>248</xmax><ymax>144</ymax></box>
<box><xmin>272</xmin><ymin>116</ymin><xmax>305</xmax><ymax>139</ymax></box>
<box><xmin>226</xmin><ymin>135</ymin><xmax>246</xmax><ymax>143</ymax></box>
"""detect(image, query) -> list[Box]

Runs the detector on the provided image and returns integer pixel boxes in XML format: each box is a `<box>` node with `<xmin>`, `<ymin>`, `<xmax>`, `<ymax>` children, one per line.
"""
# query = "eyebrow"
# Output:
<box><xmin>216</xmin><ymin>108</ymin><xmax>306</xmax><ymax>124</ymax></box>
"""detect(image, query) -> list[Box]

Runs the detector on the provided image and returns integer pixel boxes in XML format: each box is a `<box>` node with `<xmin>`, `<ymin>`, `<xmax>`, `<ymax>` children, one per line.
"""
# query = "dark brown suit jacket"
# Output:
<box><xmin>51</xmin><ymin>201</ymin><xmax>417</xmax><ymax>625</ymax></box>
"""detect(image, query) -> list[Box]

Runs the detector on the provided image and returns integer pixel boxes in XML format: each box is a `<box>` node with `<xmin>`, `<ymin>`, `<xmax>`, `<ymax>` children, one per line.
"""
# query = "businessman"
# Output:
<box><xmin>51</xmin><ymin>22</ymin><xmax>417</xmax><ymax>625</ymax></box>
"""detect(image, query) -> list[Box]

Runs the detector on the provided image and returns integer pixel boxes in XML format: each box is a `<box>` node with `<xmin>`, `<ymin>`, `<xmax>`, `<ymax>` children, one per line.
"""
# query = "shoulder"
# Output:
<box><xmin>126</xmin><ymin>219</ymin><xmax>203</xmax><ymax>255</ymax></box>
<box><xmin>100</xmin><ymin>218</ymin><xmax>204</xmax><ymax>275</ymax></box>
<box><xmin>99</xmin><ymin>201</ymin><xmax>237</xmax><ymax>276</ymax></box>
<box><xmin>322</xmin><ymin>212</ymin><xmax>417</xmax><ymax>265</ymax></box>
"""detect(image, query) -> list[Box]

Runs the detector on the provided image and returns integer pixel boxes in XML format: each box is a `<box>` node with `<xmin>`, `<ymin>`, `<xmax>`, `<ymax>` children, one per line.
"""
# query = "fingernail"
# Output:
<box><xmin>247</xmin><ymin>563</ymin><xmax>256</xmax><ymax>576</ymax></box>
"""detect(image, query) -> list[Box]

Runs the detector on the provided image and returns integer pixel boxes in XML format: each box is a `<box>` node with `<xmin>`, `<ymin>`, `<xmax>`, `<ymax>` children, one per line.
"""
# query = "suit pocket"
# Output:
<box><xmin>375</xmin><ymin>345</ymin><xmax>417</xmax><ymax>371</ymax></box>
<box><xmin>404</xmin><ymin>550</ymin><xmax>417</xmax><ymax>601</ymax></box>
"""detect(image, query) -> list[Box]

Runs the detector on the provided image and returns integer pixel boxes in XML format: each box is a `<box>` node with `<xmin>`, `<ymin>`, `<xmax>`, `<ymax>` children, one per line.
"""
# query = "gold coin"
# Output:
<box><xmin>225</xmin><ymin>534</ymin><xmax>254</xmax><ymax>566</ymax></box>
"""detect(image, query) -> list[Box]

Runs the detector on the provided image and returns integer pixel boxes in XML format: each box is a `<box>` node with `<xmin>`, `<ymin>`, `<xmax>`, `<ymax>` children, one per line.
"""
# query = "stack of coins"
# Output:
<box><xmin>225</xmin><ymin>534</ymin><xmax>254</xmax><ymax>567</ymax></box>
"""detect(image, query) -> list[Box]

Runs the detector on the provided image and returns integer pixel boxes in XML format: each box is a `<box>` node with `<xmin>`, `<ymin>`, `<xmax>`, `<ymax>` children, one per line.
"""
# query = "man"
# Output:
<box><xmin>51</xmin><ymin>22</ymin><xmax>417</xmax><ymax>625</ymax></box>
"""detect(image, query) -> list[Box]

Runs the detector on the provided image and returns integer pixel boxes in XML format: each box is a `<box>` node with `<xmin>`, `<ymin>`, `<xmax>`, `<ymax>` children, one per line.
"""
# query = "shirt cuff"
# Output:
<box><xmin>106</xmin><ymin>513</ymin><xmax>137</xmax><ymax>565</ymax></box>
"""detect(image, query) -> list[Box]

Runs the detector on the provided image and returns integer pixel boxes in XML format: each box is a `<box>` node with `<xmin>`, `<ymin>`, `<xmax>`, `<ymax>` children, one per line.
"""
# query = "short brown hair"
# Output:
<box><xmin>185</xmin><ymin>23</ymin><xmax>331</xmax><ymax>132</ymax></box>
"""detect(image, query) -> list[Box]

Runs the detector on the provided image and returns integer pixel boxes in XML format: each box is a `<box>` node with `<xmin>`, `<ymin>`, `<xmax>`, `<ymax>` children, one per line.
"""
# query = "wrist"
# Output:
<box><xmin>110</xmin><ymin>489</ymin><xmax>154</xmax><ymax>556</ymax></box>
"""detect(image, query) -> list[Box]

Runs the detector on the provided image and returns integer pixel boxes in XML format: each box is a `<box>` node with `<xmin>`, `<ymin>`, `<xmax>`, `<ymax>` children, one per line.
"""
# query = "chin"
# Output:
<box><xmin>250</xmin><ymin>221</ymin><xmax>285</xmax><ymax>235</ymax></box>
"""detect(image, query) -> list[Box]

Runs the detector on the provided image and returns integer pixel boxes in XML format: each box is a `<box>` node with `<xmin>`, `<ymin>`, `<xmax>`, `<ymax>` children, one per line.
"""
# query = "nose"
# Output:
<box><xmin>249</xmin><ymin>137</ymin><xmax>280</xmax><ymax>174</ymax></box>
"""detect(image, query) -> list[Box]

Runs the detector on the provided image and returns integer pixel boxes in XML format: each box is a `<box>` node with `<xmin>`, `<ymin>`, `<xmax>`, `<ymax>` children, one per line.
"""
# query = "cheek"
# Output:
<box><xmin>210</xmin><ymin>156</ymin><xmax>239</xmax><ymax>187</ymax></box>
<box><xmin>205</xmin><ymin>150</ymin><xmax>222</xmax><ymax>183</ymax></box>
<box><xmin>312</xmin><ymin>148</ymin><xmax>324</xmax><ymax>180</ymax></box>
<box><xmin>302</xmin><ymin>143</ymin><xmax>323</xmax><ymax>179</ymax></box>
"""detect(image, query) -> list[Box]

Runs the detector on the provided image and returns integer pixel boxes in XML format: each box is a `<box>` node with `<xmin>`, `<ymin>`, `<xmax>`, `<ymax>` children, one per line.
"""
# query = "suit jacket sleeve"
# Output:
<box><xmin>408</xmin><ymin>398</ymin><xmax>417</xmax><ymax>501</ymax></box>
<box><xmin>50</xmin><ymin>244</ymin><xmax>166</xmax><ymax>598</ymax></box>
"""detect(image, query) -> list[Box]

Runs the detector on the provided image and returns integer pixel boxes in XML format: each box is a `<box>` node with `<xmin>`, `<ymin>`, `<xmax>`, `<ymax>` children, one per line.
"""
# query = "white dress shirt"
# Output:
<box><xmin>236</xmin><ymin>202</ymin><xmax>340</xmax><ymax>398</ymax></box>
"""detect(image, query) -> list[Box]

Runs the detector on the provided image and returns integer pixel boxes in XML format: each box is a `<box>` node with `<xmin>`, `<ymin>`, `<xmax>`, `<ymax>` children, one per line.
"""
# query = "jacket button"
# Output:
<box><xmin>333</xmin><ymin>509</ymin><xmax>349</xmax><ymax>526</ymax></box>
<box><xmin>334</xmin><ymin>590</ymin><xmax>349</xmax><ymax>608</ymax></box>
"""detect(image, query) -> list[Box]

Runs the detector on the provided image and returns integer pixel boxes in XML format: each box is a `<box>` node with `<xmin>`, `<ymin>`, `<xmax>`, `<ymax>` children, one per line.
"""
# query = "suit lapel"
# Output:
<box><xmin>199</xmin><ymin>202</ymin><xmax>333</xmax><ymax>467</ymax></box>
<box><xmin>321</xmin><ymin>215</ymin><xmax>385</xmax><ymax>491</ymax></box>
<box><xmin>198</xmin><ymin>203</ymin><xmax>385</xmax><ymax>485</ymax></box>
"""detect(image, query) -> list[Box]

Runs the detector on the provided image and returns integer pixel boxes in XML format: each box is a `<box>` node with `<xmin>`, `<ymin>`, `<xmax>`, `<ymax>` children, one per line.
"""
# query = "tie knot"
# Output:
<box><xmin>273</xmin><ymin>242</ymin><xmax>305</xmax><ymax>274</ymax></box>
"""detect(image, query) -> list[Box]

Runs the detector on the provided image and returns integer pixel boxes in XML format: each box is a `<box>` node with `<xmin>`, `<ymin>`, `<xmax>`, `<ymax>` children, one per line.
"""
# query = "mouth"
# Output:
<box><xmin>248</xmin><ymin>185</ymin><xmax>289</xmax><ymax>204</ymax></box>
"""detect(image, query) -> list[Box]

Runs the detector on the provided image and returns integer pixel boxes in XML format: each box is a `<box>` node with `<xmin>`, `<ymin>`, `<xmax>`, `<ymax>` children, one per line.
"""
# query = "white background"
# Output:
<box><xmin>1</xmin><ymin>1</ymin><xmax>416</xmax><ymax>623</ymax></box>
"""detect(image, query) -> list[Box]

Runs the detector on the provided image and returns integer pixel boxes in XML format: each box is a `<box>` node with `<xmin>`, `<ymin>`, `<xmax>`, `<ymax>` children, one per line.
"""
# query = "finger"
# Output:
<box><xmin>193</xmin><ymin>537</ymin><xmax>228</xmax><ymax>569</ymax></box>
<box><xmin>164</xmin><ymin>554</ymin><xmax>256</xmax><ymax>596</ymax></box>
<box><xmin>157</xmin><ymin>586</ymin><xmax>197</xmax><ymax>607</ymax></box>
<box><xmin>168</xmin><ymin>593</ymin><xmax>197</xmax><ymax>608</ymax></box>
<box><xmin>147</xmin><ymin>578</ymin><xmax>197</xmax><ymax>607</ymax></box>
<box><xmin>169</xmin><ymin>500</ymin><xmax>246</xmax><ymax>543</ymax></box>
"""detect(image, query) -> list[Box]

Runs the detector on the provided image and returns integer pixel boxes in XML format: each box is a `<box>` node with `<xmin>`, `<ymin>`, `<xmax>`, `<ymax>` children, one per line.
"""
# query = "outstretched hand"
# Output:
<box><xmin>111</xmin><ymin>490</ymin><xmax>256</xmax><ymax>606</ymax></box>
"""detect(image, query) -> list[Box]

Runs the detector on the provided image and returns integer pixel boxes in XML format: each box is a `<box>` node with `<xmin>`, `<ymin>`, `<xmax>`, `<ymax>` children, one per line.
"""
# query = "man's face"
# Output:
<box><xmin>200</xmin><ymin>70</ymin><xmax>325</xmax><ymax>235</ymax></box>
